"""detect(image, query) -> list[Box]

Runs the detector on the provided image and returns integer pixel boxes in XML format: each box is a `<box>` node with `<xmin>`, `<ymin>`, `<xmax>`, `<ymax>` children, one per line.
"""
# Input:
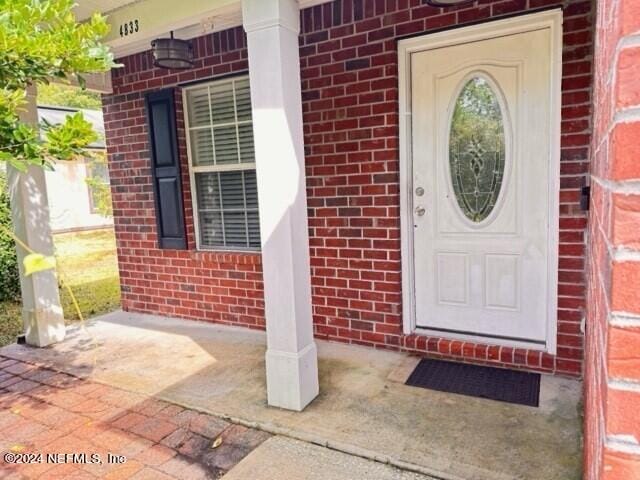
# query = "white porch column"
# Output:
<box><xmin>7</xmin><ymin>87</ymin><xmax>65</xmax><ymax>347</ymax></box>
<box><xmin>242</xmin><ymin>0</ymin><xmax>319</xmax><ymax>411</ymax></box>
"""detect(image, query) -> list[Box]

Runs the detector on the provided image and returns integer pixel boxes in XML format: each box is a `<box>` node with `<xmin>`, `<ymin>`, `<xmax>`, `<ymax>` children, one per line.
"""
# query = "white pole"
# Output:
<box><xmin>7</xmin><ymin>86</ymin><xmax>65</xmax><ymax>347</ymax></box>
<box><xmin>242</xmin><ymin>0</ymin><xmax>319</xmax><ymax>411</ymax></box>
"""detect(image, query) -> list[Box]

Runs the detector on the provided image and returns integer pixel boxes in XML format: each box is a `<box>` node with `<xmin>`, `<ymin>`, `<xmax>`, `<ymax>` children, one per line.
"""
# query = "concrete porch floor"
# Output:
<box><xmin>0</xmin><ymin>311</ymin><xmax>583</xmax><ymax>480</ymax></box>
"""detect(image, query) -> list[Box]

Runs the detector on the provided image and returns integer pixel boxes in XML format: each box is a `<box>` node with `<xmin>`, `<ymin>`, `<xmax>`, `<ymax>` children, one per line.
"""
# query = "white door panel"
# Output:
<box><xmin>410</xmin><ymin>25</ymin><xmax>556</xmax><ymax>345</ymax></box>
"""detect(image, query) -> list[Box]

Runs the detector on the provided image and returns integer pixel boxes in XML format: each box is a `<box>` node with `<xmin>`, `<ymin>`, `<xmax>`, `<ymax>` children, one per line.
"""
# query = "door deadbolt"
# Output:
<box><xmin>415</xmin><ymin>187</ymin><xmax>425</xmax><ymax>196</ymax></box>
<box><xmin>415</xmin><ymin>206</ymin><xmax>426</xmax><ymax>216</ymax></box>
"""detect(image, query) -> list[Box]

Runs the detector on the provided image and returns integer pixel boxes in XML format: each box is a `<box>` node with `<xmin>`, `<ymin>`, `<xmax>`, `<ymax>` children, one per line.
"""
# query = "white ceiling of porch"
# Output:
<box><xmin>73</xmin><ymin>0</ymin><xmax>140</xmax><ymax>20</ymax></box>
<box><xmin>73</xmin><ymin>0</ymin><xmax>334</xmax><ymax>58</ymax></box>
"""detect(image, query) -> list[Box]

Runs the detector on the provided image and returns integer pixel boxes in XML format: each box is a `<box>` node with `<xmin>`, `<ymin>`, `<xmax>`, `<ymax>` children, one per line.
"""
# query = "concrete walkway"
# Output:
<box><xmin>0</xmin><ymin>356</ymin><xmax>271</xmax><ymax>479</ymax></box>
<box><xmin>225</xmin><ymin>437</ymin><xmax>432</xmax><ymax>480</ymax></box>
<box><xmin>0</xmin><ymin>311</ymin><xmax>583</xmax><ymax>480</ymax></box>
<box><xmin>0</xmin><ymin>357</ymin><xmax>435</xmax><ymax>480</ymax></box>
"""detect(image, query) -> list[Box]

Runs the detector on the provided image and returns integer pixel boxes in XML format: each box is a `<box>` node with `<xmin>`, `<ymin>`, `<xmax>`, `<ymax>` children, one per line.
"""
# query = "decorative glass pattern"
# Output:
<box><xmin>449</xmin><ymin>77</ymin><xmax>506</xmax><ymax>223</ymax></box>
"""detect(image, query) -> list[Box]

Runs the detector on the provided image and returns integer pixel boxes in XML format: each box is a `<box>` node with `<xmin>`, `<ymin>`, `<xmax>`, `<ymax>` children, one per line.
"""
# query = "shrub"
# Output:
<box><xmin>0</xmin><ymin>171</ymin><xmax>20</xmax><ymax>301</ymax></box>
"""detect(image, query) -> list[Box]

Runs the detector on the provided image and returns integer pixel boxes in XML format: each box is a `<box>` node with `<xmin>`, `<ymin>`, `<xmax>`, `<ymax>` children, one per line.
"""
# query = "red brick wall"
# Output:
<box><xmin>104</xmin><ymin>0</ymin><xmax>594</xmax><ymax>377</ymax></box>
<box><xmin>584</xmin><ymin>0</ymin><xmax>640</xmax><ymax>477</ymax></box>
<box><xmin>300</xmin><ymin>0</ymin><xmax>592</xmax><ymax>376</ymax></box>
<box><xmin>104</xmin><ymin>29</ymin><xmax>266</xmax><ymax>330</ymax></box>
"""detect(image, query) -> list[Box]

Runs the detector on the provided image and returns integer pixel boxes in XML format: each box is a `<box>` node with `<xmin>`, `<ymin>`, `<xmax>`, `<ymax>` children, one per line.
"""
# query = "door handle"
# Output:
<box><xmin>415</xmin><ymin>206</ymin><xmax>426</xmax><ymax>216</ymax></box>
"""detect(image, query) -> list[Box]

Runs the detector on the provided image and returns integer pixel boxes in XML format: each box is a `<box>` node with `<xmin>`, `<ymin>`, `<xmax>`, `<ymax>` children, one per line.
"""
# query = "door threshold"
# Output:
<box><xmin>413</xmin><ymin>327</ymin><xmax>551</xmax><ymax>353</ymax></box>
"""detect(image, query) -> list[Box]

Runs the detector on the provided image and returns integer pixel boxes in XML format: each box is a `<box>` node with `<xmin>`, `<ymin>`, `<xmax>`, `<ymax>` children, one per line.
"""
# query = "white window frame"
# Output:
<box><xmin>182</xmin><ymin>75</ymin><xmax>259</xmax><ymax>252</ymax></box>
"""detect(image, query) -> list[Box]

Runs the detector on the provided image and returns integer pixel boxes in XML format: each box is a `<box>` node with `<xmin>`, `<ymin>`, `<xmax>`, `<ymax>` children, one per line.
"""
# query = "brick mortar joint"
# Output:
<box><xmin>606</xmin><ymin>435</ymin><xmax>640</xmax><ymax>455</ymax></box>
<box><xmin>618</xmin><ymin>33</ymin><xmax>640</xmax><ymax>51</ymax></box>
<box><xmin>610</xmin><ymin>311</ymin><xmax>640</xmax><ymax>327</ymax></box>
<box><xmin>590</xmin><ymin>107</ymin><xmax>640</xmax><ymax>155</ymax></box>
<box><xmin>614</xmin><ymin>106</ymin><xmax>640</xmax><ymax>124</ymax></box>
<box><xmin>602</xmin><ymin>33</ymin><xmax>640</xmax><ymax>88</ymax></box>
<box><xmin>591</xmin><ymin>175</ymin><xmax>640</xmax><ymax>194</ymax></box>
<box><xmin>608</xmin><ymin>378</ymin><xmax>640</xmax><ymax>393</ymax></box>
<box><xmin>611</xmin><ymin>247</ymin><xmax>640</xmax><ymax>263</ymax></box>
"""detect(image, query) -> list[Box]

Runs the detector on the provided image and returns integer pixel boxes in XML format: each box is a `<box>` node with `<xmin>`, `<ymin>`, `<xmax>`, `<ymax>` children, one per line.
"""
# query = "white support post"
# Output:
<box><xmin>7</xmin><ymin>87</ymin><xmax>65</xmax><ymax>347</ymax></box>
<box><xmin>242</xmin><ymin>0</ymin><xmax>319</xmax><ymax>411</ymax></box>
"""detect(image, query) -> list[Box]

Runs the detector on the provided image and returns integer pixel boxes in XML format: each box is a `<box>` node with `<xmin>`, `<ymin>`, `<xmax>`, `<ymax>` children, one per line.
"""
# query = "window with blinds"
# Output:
<box><xmin>184</xmin><ymin>76</ymin><xmax>261</xmax><ymax>250</ymax></box>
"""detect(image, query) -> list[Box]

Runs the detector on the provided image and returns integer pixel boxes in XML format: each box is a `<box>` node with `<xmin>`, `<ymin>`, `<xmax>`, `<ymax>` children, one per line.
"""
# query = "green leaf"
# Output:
<box><xmin>23</xmin><ymin>253</ymin><xmax>57</xmax><ymax>276</ymax></box>
<box><xmin>6</xmin><ymin>157</ymin><xmax>28</xmax><ymax>172</ymax></box>
<box><xmin>0</xmin><ymin>0</ymin><xmax>120</xmax><ymax>171</ymax></box>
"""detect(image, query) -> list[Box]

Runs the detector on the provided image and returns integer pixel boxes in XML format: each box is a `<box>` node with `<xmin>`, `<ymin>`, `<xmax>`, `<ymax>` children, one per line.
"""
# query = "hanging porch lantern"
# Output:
<box><xmin>151</xmin><ymin>31</ymin><xmax>194</xmax><ymax>69</ymax></box>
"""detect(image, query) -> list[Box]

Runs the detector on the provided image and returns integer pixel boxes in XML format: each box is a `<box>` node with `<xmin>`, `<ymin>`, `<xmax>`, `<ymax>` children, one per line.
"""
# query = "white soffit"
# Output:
<box><xmin>74</xmin><ymin>0</ymin><xmax>140</xmax><ymax>21</ymax></box>
<box><xmin>75</xmin><ymin>0</ymin><xmax>334</xmax><ymax>59</ymax></box>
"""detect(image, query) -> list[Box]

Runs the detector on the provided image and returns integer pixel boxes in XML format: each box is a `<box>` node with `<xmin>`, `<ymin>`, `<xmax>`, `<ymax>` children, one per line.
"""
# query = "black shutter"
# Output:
<box><xmin>145</xmin><ymin>88</ymin><xmax>187</xmax><ymax>249</ymax></box>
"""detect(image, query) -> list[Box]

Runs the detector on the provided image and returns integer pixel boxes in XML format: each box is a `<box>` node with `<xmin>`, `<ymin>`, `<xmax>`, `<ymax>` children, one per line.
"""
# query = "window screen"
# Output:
<box><xmin>185</xmin><ymin>77</ymin><xmax>260</xmax><ymax>249</ymax></box>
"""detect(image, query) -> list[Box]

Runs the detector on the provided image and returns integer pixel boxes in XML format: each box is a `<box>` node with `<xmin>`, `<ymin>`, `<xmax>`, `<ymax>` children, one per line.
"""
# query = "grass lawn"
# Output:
<box><xmin>0</xmin><ymin>302</ymin><xmax>22</xmax><ymax>350</ymax></box>
<box><xmin>0</xmin><ymin>228</ymin><xmax>121</xmax><ymax>347</ymax></box>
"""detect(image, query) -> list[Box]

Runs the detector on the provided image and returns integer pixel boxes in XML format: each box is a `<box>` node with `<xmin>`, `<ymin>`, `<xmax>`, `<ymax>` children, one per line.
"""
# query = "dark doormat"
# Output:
<box><xmin>405</xmin><ymin>358</ymin><xmax>541</xmax><ymax>407</ymax></box>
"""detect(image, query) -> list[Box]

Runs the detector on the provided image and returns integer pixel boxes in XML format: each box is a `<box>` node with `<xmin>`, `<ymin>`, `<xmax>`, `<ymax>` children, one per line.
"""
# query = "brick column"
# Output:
<box><xmin>584</xmin><ymin>0</ymin><xmax>640</xmax><ymax>478</ymax></box>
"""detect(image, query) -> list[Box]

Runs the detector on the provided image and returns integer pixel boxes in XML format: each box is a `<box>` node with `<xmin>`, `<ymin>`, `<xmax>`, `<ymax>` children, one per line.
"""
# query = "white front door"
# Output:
<box><xmin>401</xmin><ymin>12</ymin><xmax>561</xmax><ymax>349</ymax></box>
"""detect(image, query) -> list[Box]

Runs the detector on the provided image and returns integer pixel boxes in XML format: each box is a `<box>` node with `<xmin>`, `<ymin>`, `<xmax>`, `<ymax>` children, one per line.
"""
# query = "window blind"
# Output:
<box><xmin>185</xmin><ymin>77</ymin><xmax>260</xmax><ymax>249</ymax></box>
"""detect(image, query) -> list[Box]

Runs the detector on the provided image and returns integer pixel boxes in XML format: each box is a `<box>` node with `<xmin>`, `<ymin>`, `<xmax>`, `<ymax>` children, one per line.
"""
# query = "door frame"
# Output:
<box><xmin>398</xmin><ymin>9</ymin><xmax>563</xmax><ymax>353</ymax></box>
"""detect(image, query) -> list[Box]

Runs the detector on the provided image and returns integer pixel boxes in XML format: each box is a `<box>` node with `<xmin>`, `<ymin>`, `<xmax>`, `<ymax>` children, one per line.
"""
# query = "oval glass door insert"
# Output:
<box><xmin>449</xmin><ymin>76</ymin><xmax>506</xmax><ymax>223</ymax></box>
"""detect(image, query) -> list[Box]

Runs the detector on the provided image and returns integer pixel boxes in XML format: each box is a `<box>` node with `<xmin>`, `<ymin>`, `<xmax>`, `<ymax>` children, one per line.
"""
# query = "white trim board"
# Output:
<box><xmin>398</xmin><ymin>10</ymin><xmax>563</xmax><ymax>354</ymax></box>
<box><xmin>104</xmin><ymin>0</ymin><xmax>335</xmax><ymax>58</ymax></box>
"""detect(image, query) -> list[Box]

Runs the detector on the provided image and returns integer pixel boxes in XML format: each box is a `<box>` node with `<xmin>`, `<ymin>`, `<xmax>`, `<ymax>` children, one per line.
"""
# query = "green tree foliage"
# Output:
<box><xmin>450</xmin><ymin>77</ymin><xmax>503</xmax><ymax>149</ymax></box>
<box><xmin>85</xmin><ymin>153</ymin><xmax>113</xmax><ymax>217</ymax></box>
<box><xmin>0</xmin><ymin>0</ymin><xmax>117</xmax><ymax>171</ymax></box>
<box><xmin>38</xmin><ymin>83</ymin><xmax>102</xmax><ymax>110</ymax></box>
<box><xmin>0</xmin><ymin>171</ymin><xmax>20</xmax><ymax>301</ymax></box>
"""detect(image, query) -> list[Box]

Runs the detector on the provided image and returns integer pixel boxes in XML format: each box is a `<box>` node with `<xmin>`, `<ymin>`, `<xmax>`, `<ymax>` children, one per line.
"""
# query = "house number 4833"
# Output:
<box><xmin>119</xmin><ymin>20</ymin><xmax>139</xmax><ymax>37</ymax></box>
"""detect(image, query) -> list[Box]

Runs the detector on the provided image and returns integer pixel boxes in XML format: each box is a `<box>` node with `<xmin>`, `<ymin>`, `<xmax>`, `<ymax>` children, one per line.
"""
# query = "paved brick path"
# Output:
<box><xmin>0</xmin><ymin>356</ymin><xmax>270</xmax><ymax>479</ymax></box>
